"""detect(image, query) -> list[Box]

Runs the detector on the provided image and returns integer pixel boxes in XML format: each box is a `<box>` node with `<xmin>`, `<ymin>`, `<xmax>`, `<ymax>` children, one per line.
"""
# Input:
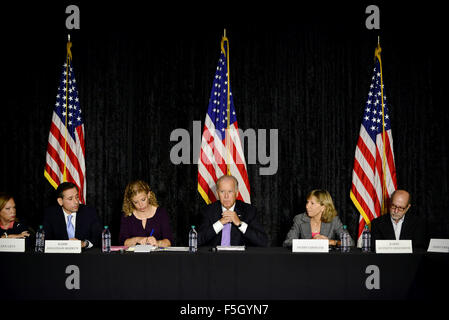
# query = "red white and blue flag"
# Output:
<box><xmin>198</xmin><ymin>34</ymin><xmax>250</xmax><ymax>204</ymax></box>
<box><xmin>350</xmin><ymin>44</ymin><xmax>397</xmax><ymax>245</ymax></box>
<box><xmin>44</xmin><ymin>40</ymin><xmax>86</xmax><ymax>203</ymax></box>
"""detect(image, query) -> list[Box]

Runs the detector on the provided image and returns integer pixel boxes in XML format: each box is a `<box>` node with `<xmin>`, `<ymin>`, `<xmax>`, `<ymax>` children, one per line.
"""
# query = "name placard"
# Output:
<box><xmin>427</xmin><ymin>239</ymin><xmax>449</xmax><ymax>253</ymax></box>
<box><xmin>134</xmin><ymin>245</ymin><xmax>157</xmax><ymax>253</ymax></box>
<box><xmin>375</xmin><ymin>240</ymin><xmax>412</xmax><ymax>254</ymax></box>
<box><xmin>0</xmin><ymin>238</ymin><xmax>25</xmax><ymax>252</ymax></box>
<box><xmin>216</xmin><ymin>246</ymin><xmax>246</xmax><ymax>251</ymax></box>
<box><xmin>45</xmin><ymin>240</ymin><xmax>81</xmax><ymax>253</ymax></box>
<box><xmin>292</xmin><ymin>239</ymin><xmax>329</xmax><ymax>253</ymax></box>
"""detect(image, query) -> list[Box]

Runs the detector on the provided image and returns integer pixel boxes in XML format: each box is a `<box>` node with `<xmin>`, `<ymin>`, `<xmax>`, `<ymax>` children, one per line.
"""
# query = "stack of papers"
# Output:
<box><xmin>155</xmin><ymin>246</ymin><xmax>189</xmax><ymax>252</ymax></box>
<box><xmin>216</xmin><ymin>246</ymin><xmax>246</xmax><ymax>251</ymax></box>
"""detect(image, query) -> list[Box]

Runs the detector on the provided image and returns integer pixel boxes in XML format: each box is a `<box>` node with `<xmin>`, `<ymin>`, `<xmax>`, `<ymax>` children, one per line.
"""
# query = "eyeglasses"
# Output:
<box><xmin>390</xmin><ymin>204</ymin><xmax>408</xmax><ymax>213</ymax></box>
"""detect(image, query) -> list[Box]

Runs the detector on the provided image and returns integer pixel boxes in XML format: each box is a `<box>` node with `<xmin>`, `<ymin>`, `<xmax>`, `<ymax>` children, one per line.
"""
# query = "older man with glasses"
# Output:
<box><xmin>370</xmin><ymin>189</ymin><xmax>427</xmax><ymax>250</ymax></box>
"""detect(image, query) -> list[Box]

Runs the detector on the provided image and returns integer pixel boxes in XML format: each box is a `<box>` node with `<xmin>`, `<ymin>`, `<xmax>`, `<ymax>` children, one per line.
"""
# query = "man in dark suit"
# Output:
<box><xmin>43</xmin><ymin>182</ymin><xmax>102</xmax><ymax>248</ymax></box>
<box><xmin>371</xmin><ymin>189</ymin><xmax>427</xmax><ymax>250</ymax></box>
<box><xmin>198</xmin><ymin>175</ymin><xmax>268</xmax><ymax>247</ymax></box>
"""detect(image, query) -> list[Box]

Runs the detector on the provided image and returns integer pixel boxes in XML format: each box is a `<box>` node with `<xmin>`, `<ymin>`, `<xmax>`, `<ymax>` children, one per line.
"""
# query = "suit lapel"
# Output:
<box><xmin>384</xmin><ymin>215</ymin><xmax>397</xmax><ymax>239</ymax></box>
<box><xmin>58</xmin><ymin>207</ymin><xmax>69</xmax><ymax>240</ymax></box>
<box><xmin>75</xmin><ymin>207</ymin><xmax>82</xmax><ymax>239</ymax></box>
<box><xmin>212</xmin><ymin>201</ymin><xmax>223</xmax><ymax>223</ymax></box>
<box><xmin>320</xmin><ymin>222</ymin><xmax>331</xmax><ymax>238</ymax></box>
<box><xmin>399</xmin><ymin>214</ymin><xmax>410</xmax><ymax>240</ymax></box>
<box><xmin>229</xmin><ymin>201</ymin><xmax>243</xmax><ymax>245</ymax></box>
<box><xmin>234</xmin><ymin>200</ymin><xmax>245</xmax><ymax>221</ymax></box>
<box><xmin>299</xmin><ymin>215</ymin><xmax>312</xmax><ymax>239</ymax></box>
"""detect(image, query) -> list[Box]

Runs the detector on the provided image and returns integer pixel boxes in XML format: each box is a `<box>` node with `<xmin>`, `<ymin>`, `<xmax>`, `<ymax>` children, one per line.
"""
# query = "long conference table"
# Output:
<box><xmin>2</xmin><ymin>247</ymin><xmax>448</xmax><ymax>302</ymax></box>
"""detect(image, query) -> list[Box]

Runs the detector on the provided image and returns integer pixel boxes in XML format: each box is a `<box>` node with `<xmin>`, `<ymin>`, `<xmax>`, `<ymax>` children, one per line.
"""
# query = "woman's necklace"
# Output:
<box><xmin>310</xmin><ymin>219</ymin><xmax>321</xmax><ymax>233</ymax></box>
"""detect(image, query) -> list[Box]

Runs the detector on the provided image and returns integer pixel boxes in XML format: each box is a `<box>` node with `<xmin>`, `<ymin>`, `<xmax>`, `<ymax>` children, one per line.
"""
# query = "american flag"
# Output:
<box><xmin>44</xmin><ymin>40</ymin><xmax>86</xmax><ymax>203</ymax></box>
<box><xmin>350</xmin><ymin>44</ymin><xmax>397</xmax><ymax>245</ymax></box>
<box><xmin>198</xmin><ymin>35</ymin><xmax>250</xmax><ymax>204</ymax></box>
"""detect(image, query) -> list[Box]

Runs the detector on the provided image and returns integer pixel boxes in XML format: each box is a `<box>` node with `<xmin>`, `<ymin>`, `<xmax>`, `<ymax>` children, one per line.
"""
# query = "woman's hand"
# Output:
<box><xmin>145</xmin><ymin>236</ymin><xmax>158</xmax><ymax>246</ymax></box>
<box><xmin>136</xmin><ymin>237</ymin><xmax>149</xmax><ymax>245</ymax></box>
<box><xmin>3</xmin><ymin>231</ymin><xmax>30</xmax><ymax>239</ymax></box>
<box><xmin>313</xmin><ymin>234</ymin><xmax>337</xmax><ymax>246</ymax></box>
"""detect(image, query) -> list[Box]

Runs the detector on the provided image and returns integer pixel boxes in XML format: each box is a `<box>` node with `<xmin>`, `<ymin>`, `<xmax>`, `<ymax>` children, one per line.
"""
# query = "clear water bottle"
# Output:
<box><xmin>362</xmin><ymin>225</ymin><xmax>371</xmax><ymax>252</ymax></box>
<box><xmin>340</xmin><ymin>225</ymin><xmax>350</xmax><ymax>253</ymax></box>
<box><xmin>35</xmin><ymin>225</ymin><xmax>45</xmax><ymax>253</ymax></box>
<box><xmin>102</xmin><ymin>226</ymin><xmax>111</xmax><ymax>253</ymax></box>
<box><xmin>189</xmin><ymin>225</ymin><xmax>197</xmax><ymax>253</ymax></box>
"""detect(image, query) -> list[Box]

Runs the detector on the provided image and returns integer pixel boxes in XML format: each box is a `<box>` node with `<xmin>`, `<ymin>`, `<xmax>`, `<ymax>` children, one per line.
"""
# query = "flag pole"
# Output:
<box><xmin>376</xmin><ymin>37</ymin><xmax>388</xmax><ymax>215</ymax></box>
<box><xmin>223</xmin><ymin>29</ymin><xmax>231</xmax><ymax>176</ymax></box>
<box><xmin>63</xmin><ymin>34</ymin><xmax>72</xmax><ymax>182</ymax></box>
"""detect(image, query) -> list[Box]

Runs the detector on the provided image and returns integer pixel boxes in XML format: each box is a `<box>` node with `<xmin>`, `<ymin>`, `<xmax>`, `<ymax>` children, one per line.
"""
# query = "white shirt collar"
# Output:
<box><xmin>62</xmin><ymin>208</ymin><xmax>77</xmax><ymax>225</ymax></box>
<box><xmin>390</xmin><ymin>215</ymin><xmax>405</xmax><ymax>225</ymax></box>
<box><xmin>391</xmin><ymin>215</ymin><xmax>405</xmax><ymax>240</ymax></box>
<box><xmin>221</xmin><ymin>204</ymin><xmax>236</xmax><ymax>212</ymax></box>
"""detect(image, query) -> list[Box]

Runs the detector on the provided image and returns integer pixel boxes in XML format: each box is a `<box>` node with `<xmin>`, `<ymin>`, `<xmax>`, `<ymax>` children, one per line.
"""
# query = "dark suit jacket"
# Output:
<box><xmin>198</xmin><ymin>200</ymin><xmax>268</xmax><ymax>247</ymax></box>
<box><xmin>43</xmin><ymin>204</ymin><xmax>102</xmax><ymax>247</ymax></box>
<box><xmin>371</xmin><ymin>212</ymin><xmax>427</xmax><ymax>249</ymax></box>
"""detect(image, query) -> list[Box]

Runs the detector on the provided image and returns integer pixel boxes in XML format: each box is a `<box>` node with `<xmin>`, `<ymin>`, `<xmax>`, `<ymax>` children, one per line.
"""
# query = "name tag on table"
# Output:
<box><xmin>0</xmin><ymin>238</ymin><xmax>25</xmax><ymax>252</ymax></box>
<box><xmin>427</xmin><ymin>239</ymin><xmax>449</xmax><ymax>253</ymax></box>
<box><xmin>292</xmin><ymin>239</ymin><xmax>329</xmax><ymax>253</ymax></box>
<box><xmin>216</xmin><ymin>246</ymin><xmax>246</xmax><ymax>251</ymax></box>
<box><xmin>134</xmin><ymin>245</ymin><xmax>157</xmax><ymax>253</ymax></box>
<box><xmin>375</xmin><ymin>240</ymin><xmax>412</xmax><ymax>253</ymax></box>
<box><xmin>45</xmin><ymin>240</ymin><xmax>81</xmax><ymax>253</ymax></box>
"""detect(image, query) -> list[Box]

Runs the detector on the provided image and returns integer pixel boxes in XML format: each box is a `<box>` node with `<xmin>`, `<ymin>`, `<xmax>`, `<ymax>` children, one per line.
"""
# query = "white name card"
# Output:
<box><xmin>134</xmin><ymin>245</ymin><xmax>157</xmax><ymax>253</ymax></box>
<box><xmin>292</xmin><ymin>239</ymin><xmax>329</xmax><ymax>253</ymax></box>
<box><xmin>375</xmin><ymin>240</ymin><xmax>413</xmax><ymax>254</ymax></box>
<box><xmin>0</xmin><ymin>238</ymin><xmax>25</xmax><ymax>252</ymax></box>
<box><xmin>216</xmin><ymin>246</ymin><xmax>246</xmax><ymax>251</ymax></box>
<box><xmin>45</xmin><ymin>240</ymin><xmax>81</xmax><ymax>253</ymax></box>
<box><xmin>427</xmin><ymin>239</ymin><xmax>449</xmax><ymax>253</ymax></box>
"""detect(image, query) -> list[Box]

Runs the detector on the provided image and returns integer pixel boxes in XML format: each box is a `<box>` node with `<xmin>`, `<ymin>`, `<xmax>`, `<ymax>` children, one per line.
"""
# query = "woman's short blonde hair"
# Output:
<box><xmin>122</xmin><ymin>180</ymin><xmax>158</xmax><ymax>216</ymax></box>
<box><xmin>306</xmin><ymin>189</ymin><xmax>337</xmax><ymax>223</ymax></box>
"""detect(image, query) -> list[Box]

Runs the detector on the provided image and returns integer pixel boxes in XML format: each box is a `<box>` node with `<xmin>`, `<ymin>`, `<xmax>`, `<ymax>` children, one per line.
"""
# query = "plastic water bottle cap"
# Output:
<box><xmin>191</xmin><ymin>225</ymin><xmax>195</xmax><ymax>229</ymax></box>
<box><xmin>343</xmin><ymin>225</ymin><xmax>347</xmax><ymax>229</ymax></box>
<box><xmin>104</xmin><ymin>226</ymin><xmax>108</xmax><ymax>229</ymax></box>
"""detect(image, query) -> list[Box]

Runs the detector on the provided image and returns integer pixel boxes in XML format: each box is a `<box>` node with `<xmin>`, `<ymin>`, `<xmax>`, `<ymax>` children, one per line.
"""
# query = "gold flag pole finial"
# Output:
<box><xmin>67</xmin><ymin>34</ymin><xmax>73</xmax><ymax>60</ymax></box>
<box><xmin>375</xmin><ymin>36</ymin><xmax>382</xmax><ymax>60</ymax></box>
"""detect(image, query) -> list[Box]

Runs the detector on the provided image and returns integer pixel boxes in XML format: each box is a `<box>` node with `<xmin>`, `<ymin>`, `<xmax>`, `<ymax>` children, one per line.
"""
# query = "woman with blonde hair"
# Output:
<box><xmin>118</xmin><ymin>180</ymin><xmax>173</xmax><ymax>247</ymax></box>
<box><xmin>283</xmin><ymin>189</ymin><xmax>353</xmax><ymax>247</ymax></box>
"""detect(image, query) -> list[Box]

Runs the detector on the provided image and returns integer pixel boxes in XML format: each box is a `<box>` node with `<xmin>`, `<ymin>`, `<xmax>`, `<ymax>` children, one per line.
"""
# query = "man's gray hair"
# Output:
<box><xmin>216</xmin><ymin>175</ymin><xmax>239</xmax><ymax>191</ymax></box>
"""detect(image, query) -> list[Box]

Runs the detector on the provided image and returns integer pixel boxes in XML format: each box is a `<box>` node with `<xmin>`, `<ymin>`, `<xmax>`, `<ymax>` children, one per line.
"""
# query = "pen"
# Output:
<box><xmin>150</xmin><ymin>229</ymin><xmax>154</xmax><ymax>237</ymax></box>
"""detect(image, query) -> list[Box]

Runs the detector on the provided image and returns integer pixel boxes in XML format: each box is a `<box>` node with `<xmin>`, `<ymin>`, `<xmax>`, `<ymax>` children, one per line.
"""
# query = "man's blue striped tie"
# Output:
<box><xmin>67</xmin><ymin>215</ymin><xmax>75</xmax><ymax>239</ymax></box>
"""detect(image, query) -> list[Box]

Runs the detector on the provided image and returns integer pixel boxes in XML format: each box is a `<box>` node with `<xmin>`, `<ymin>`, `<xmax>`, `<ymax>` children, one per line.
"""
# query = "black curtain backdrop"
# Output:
<box><xmin>2</xmin><ymin>1</ymin><xmax>448</xmax><ymax>246</ymax></box>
